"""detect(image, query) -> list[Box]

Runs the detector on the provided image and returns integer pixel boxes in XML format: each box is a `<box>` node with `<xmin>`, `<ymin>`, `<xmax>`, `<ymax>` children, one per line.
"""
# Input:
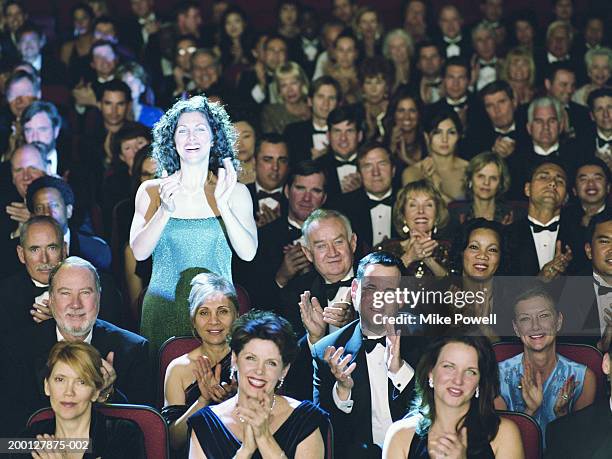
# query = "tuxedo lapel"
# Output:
<box><xmin>520</xmin><ymin>220</ymin><xmax>540</xmax><ymax>274</ymax></box>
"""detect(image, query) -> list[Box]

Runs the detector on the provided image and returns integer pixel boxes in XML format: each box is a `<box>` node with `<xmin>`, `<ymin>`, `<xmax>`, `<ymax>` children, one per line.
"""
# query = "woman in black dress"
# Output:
<box><xmin>382</xmin><ymin>336</ymin><xmax>524</xmax><ymax>459</ymax></box>
<box><xmin>188</xmin><ymin>310</ymin><xmax>328</xmax><ymax>458</ymax></box>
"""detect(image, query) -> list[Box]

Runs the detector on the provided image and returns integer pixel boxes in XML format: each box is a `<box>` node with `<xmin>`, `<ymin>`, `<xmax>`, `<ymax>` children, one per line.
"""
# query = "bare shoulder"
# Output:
<box><xmin>402</xmin><ymin>163</ymin><xmax>424</xmax><ymax>183</ymax></box>
<box><xmin>383</xmin><ymin>417</ymin><xmax>419</xmax><ymax>457</ymax></box>
<box><xmin>165</xmin><ymin>353</ymin><xmax>193</xmax><ymax>377</ymax></box>
<box><xmin>491</xmin><ymin>416</ymin><xmax>523</xmax><ymax>453</ymax></box>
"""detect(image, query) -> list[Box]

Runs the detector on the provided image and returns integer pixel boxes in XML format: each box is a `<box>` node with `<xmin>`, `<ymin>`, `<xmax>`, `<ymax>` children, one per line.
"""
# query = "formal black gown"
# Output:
<box><xmin>187</xmin><ymin>400</ymin><xmax>330</xmax><ymax>459</ymax></box>
<box><xmin>408</xmin><ymin>432</ymin><xmax>495</xmax><ymax>458</ymax></box>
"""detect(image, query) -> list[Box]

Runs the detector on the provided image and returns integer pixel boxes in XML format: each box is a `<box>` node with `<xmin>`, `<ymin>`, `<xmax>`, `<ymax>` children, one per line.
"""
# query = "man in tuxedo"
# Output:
<box><xmin>284</xmin><ymin>76</ymin><xmax>341</xmax><ymax>165</ymax></box>
<box><xmin>332</xmin><ymin>0</ymin><xmax>356</xmax><ymax>27</ymax></box>
<box><xmin>584</xmin><ymin>87</ymin><xmax>612</xmax><ymax>169</ymax></box>
<box><xmin>330</xmin><ymin>140</ymin><xmax>397</xmax><ymax>249</ymax></box>
<box><xmin>316</xmin><ymin>104</ymin><xmax>364</xmax><ymax>198</ymax></box>
<box><xmin>72</xmin><ymin>40</ymin><xmax>119</xmax><ymax>113</ymax></box>
<box><xmin>0</xmin><ymin>70</ymin><xmax>40</xmax><ymax>155</ymax></box>
<box><xmin>543</xmin><ymin>63</ymin><xmax>593</xmax><ymax>142</ymax></box>
<box><xmin>121</xmin><ymin>0</ymin><xmax>160</xmax><ymax>57</ymax></box>
<box><xmin>545</xmin><ymin>341</ymin><xmax>612</xmax><ymax>458</ymax></box>
<box><xmin>563</xmin><ymin>157</ymin><xmax>610</xmax><ymax>228</ymax></box>
<box><xmin>435</xmin><ymin>5</ymin><xmax>471</xmax><ymax>59</ymax></box>
<box><xmin>0</xmin><ymin>256</ymin><xmax>150</xmax><ymax>435</ymax></box>
<box><xmin>236</xmin><ymin>161</ymin><xmax>327</xmax><ymax>310</ymax></box>
<box><xmin>471</xmin><ymin>23</ymin><xmax>500</xmax><ymax>91</ymax></box>
<box><xmin>246</xmin><ymin>133</ymin><xmax>290</xmax><ymax>226</ymax></box>
<box><xmin>506</xmin><ymin>160</ymin><xmax>578</xmax><ymax>277</ymax></box>
<box><xmin>415</xmin><ymin>40</ymin><xmax>444</xmax><ymax>105</ymax></box>
<box><xmin>26</xmin><ymin>176</ymin><xmax>112</xmax><ymax>272</ymax></box>
<box><xmin>535</xmin><ymin>20</ymin><xmax>576</xmax><ymax>84</ymax></box>
<box><xmin>0</xmin><ymin>215</ymin><xmax>122</xmax><ymax>333</ymax></box>
<box><xmin>16</xmin><ymin>22</ymin><xmax>66</xmax><ymax>86</ymax></box>
<box><xmin>311</xmin><ymin>251</ymin><xmax>422</xmax><ymax>457</ymax></box>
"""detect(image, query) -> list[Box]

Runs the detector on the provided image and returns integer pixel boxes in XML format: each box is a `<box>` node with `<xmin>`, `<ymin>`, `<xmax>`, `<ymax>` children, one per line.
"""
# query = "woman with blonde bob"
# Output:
<box><xmin>383</xmin><ymin>336</ymin><xmax>524</xmax><ymax>459</ymax></box>
<box><xmin>261</xmin><ymin>61</ymin><xmax>311</xmax><ymax>134</ymax></box>
<box><xmin>15</xmin><ymin>341</ymin><xmax>145</xmax><ymax>458</ymax></box>
<box><xmin>383</xmin><ymin>29</ymin><xmax>414</xmax><ymax>91</ymax></box>
<box><xmin>501</xmin><ymin>47</ymin><xmax>536</xmax><ymax>105</ymax></box>
<box><xmin>163</xmin><ymin>272</ymin><xmax>239</xmax><ymax>452</ymax></box>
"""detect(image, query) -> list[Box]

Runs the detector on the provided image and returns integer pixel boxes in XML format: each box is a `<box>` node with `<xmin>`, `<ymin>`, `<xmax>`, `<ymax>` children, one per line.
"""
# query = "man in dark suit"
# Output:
<box><xmin>506</xmin><ymin>160</ymin><xmax>578</xmax><ymax>277</ymax></box>
<box><xmin>544</xmin><ymin>341</ymin><xmax>612</xmax><ymax>458</ymax></box>
<box><xmin>534</xmin><ymin>20</ymin><xmax>577</xmax><ymax>86</ymax></box>
<box><xmin>26</xmin><ymin>176</ymin><xmax>112</xmax><ymax>272</ymax></box>
<box><xmin>330</xmin><ymin>140</ymin><xmax>397</xmax><ymax>250</ymax></box>
<box><xmin>0</xmin><ymin>215</ymin><xmax>123</xmax><ymax>334</ymax></box>
<box><xmin>310</xmin><ymin>251</ymin><xmax>422</xmax><ymax>457</ymax></box>
<box><xmin>581</xmin><ymin>87</ymin><xmax>612</xmax><ymax>169</ymax></box>
<box><xmin>284</xmin><ymin>76</ymin><xmax>341</xmax><ymax>165</ymax></box>
<box><xmin>316</xmin><ymin>104</ymin><xmax>364</xmax><ymax>198</ymax></box>
<box><xmin>434</xmin><ymin>5</ymin><xmax>472</xmax><ymax>59</ymax></box>
<box><xmin>16</xmin><ymin>22</ymin><xmax>66</xmax><ymax>86</ymax></box>
<box><xmin>246</xmin><ymin>133</ymin><xmax>290</xmax><ymax>226</ymax></box>
<box><xmin>0</xmin><ymin>256</ymin><xmax>150</xmax><ymax>435</ymax></box>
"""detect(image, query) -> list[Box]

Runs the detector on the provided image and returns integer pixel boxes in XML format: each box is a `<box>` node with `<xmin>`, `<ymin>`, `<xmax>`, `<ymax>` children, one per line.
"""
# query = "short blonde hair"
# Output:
<box><xmin>501</xmin><ymin>47</ymin><xmax>535</xmax><ymax>87</ymax></box>
<box><xmin>275</xmin><ymin>61</ymin><xmax>309</xmax><ymax>98</ymax></box>
<box><xmin>383</xmin><ymin>28</ymin><xmax>414</xmax><ymax>60</ymax></box>
<box><xmin>465</xmin><ymin>151</ymin><xmax>511</xmax><ymax>199</ymax></box>
<box><xmin>45</xmin><ymin>341</ymin><xmax>104</xmax><ymax>391</ymax></box>
<box><xmin>393</xmin><ymin>179</ymin><xmax>448</xmax><ymax>236</ymax></box>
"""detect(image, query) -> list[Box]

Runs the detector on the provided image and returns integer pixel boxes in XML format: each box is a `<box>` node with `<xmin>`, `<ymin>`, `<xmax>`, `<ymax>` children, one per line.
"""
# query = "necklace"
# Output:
<box><xmin>234</xmin><ymin>393</ymin><xmax>276</xmax><ymax>423</ymax></box>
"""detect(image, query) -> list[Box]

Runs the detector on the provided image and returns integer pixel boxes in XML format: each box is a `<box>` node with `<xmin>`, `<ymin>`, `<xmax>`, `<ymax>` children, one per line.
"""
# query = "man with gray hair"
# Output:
<box><xmin>535</xmin><ymin>20</ymin><xmax>576</xmax><ymax>85</ymax></box>
<box><xmin>0</xmin><ymin>256</ymin><xmax>150</xmax><ymax>435</ymax></box>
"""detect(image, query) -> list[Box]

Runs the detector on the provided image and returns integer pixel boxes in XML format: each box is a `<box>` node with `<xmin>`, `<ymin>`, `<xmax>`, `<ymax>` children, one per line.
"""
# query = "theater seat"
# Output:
<box><xmin>158</xmin><ymin>336</ymin><xmax>201</xmax><ymax>408</ymax></box>
<box><xmin>498</xmin><ymin>411</ymin><xmax>542</xmax><ymax>459</ymax></box>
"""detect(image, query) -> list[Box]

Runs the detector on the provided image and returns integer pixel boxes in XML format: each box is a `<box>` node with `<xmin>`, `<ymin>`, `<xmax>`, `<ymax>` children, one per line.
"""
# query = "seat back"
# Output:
<box><xmin>28</xmin><ymin>404</ymin><xmax>169</xmax><ymax>459</ymax></box>
<box><xmin>493</xmin><ymin>342</ymin><xmax>605</xmax><ymax>399</ymax></box>
<box><xmin>158</xmin><ymin>336</ymin><xmax>201</xmax><ymax>408</ymax></box>
<box><xmin>235</xmin><ymin>283</ymin><xmax>252</xmax><ymax>315</ymax></box>
<box><xmin>499</xmin><ymin>411</ymin><xmax>542</xmax><ymax>459</ymax></box>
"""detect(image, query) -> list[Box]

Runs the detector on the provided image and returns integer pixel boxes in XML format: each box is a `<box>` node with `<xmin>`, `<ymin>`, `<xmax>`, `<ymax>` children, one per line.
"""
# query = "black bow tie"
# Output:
<box><xmin>368</xmin><ymin>195</ymin><xmax>393</xmax><ymax>209</ymax></box>
<box><xmin>325</xmin><ymin>279</ymin><xmax>353</xmax><ymax>300</ymax></box>
<box><xmin>313</xmin><ymin>129</ymin><xmax>327</xmax><ymax>135</ymax></box>
<box><xmin>287</xmin><ymin>225</ymin><xmax>302</xmax><ymax>241</ymax></box>
<box><xmin>334</xmin><ymin>157</ymin><xmax>357</xmax><ymax>168</ymax></box>
<box><xmin>363</xmin><ymin>336</ymin><xmax>386</xmax><ymax>353</ymax></box>
<box><xmin>448</xmin><ymin>100</ymin><xmax>467</xmax><ymax>111</ymax></box>
<box><xmin>479</xmin><ymin>60</ymin><xmax>496</xmax><ymax>69</ymax></box>
<box><xmin>594</xmin><ymin>280</ymin><xmax>612</xmax><ymax>296</ymax></box>
<box><xmin>596</xmin><ymin>136</ymin><xmax>612</xmax><ymax>150</ymax></box>
<box><xmin>529</xmin><ymin>220</ymin><xmax>560</xmax><ymax>233</ymax></box>
<box><xmin>257</xmin><ymin>190</ymin><xmax>283</xmax><ymax>202</ymax></box>
<box><xmin>444</xmin><ymin>36</ymin><xmax>461</xmax><ymax>45</ymax></box>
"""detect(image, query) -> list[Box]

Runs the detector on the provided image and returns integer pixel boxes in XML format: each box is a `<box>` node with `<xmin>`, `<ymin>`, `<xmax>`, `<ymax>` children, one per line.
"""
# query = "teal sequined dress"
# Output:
<box><xmin>140</xmin><ymin>217</ymin><xmax>232</xmax><ymax>354</ymax></box>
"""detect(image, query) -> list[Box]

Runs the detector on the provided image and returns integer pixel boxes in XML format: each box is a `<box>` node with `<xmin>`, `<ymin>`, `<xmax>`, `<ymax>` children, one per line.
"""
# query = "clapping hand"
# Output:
<box><xmin>234</xmin><ymin>391</ymin><xmax>274</xmax><ymax>439</ymax></box>
<box><xmin>6</xmin><ymin>201</ymin><xmax>31</xmax><ymax>223</ymax></box>
<box><xmin>31</xmin><ymin>434</ymin><xmax>65</xmax><ymax>459</ymax></box>
<box><xmin>323</xmin><ymin>346</ymin><xmax>356</xmax><ymax>399</ymax></box>
<box><xmin>159</xmin><ymin>170</ymin><xmax>181</xmax><ymax>213</ymax></box>
<box><xmin>256</xmin><ymin>203</ymin><xmax>281</xmax><ymax>227</ymax></box>
<box><xmin>97</xmin><ymin>352</ymin><xmax>117</xmax><ymax>403</ymax></box>
<box><xmin>553</xmin><ymin>375</ymin><xmax>577</xmax><ymax>417</ymax></box>
<box><xmin>215</xmin><ymin>158</ymin><xmax>238</xmax><ymax>210</ymax></box>
<box><xmin>521</xmin><ymin>360</ymin><xmax>544</xmax><ymax>416</ymax></box>
<box><xmin>384</xmin><ymin>329</ymin><xmax>402</xmax><ymax>374</ymax></box>
<box><xmin>428</xmin><ymin>427</ymin><xmax>468</xmax><ymax>459</ymax></box>
<box><xmin>31</xmin><ymin>296</ymin><xmax>52</xmax><ymax>324</ymax></box>
<box><xmin>340</xmin><ymin>172</ymin><xmax>362</xmax><ymax>193</ymax></box>
<box><xmin>194</xmin><ymin>355</ymin><xmax>229</xmax><ymax>404</ymax></box>
<box><xmin>299</xmin><ymin>290</ymin><xmax>326</xmax><ymax>343</ymax></box>
<box><xmin>324</xmin><ymin>289</ymin><xmax>354</xmax><ymax>328</ymax></box>
<box><xmin>539</xmin><ymin>241</ymin><xmax>573</xmax><ymax>281</ymax></box>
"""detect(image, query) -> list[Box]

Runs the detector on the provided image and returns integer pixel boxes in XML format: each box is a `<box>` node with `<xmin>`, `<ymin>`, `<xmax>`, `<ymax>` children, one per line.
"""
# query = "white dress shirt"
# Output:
<box><xmin>592</xmin><ymin>272</ymin><xmax>612</xmax><ymax>337</ymax></box>
<box><xmin>367</xmin><ymin>190</ymin><xmax>392</xmax><ymax>246</ymax></box>
<box><xmin>312</xmin><ymin>122</ymin><xmax>328</xmax><ymax>151</ymax></box>
<box><xmin>533</xmin><ymin>143</ymin><xmax>560</xmax><ymax>156</ymax></box>
<box><xmin>255</xmin><ymin>182</ymin><xmax>283</xmax><ymax>212</ymax></box>
<box><xmin>528</xmin><ymin>215</ymin><xmax>560</xmax><ymax>269</ymax></box>
<box><xmin>56</xmin><ymin>326</ymin><xmax>93</xmax><ymax>344</ymax></box>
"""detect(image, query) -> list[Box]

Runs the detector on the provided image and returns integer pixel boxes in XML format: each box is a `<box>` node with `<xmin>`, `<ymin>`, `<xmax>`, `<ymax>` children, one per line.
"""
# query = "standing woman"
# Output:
<box><xmin>130</xmin><ymin>95</ymin><xmax>257</xmax><ymax>355</ymax></box>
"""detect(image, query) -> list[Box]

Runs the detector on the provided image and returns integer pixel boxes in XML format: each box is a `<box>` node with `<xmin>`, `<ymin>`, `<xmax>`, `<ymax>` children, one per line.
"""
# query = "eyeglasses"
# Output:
<box><xmin>177</xmin><ymin>46</ymin><xmax>197</xmax><ymax>56</ymax></box>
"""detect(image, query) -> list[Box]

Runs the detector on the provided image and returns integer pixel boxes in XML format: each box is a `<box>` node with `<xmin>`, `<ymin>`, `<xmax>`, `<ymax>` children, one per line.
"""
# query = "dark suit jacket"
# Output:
<box><xmin>283</xmin><ymin>120</ymin><xmax>316</xmax><ymax>165</ymax></box>
<box><xmin>545</xmin><ymin>400</ymin><xmax>612</xmax><ymax>459</ymax></box>
<box><xmin>0</xmin><ymin>319</ymin><xmax>150</xmax><ymax>435</ymax></box>
<box><xmin>312</xmin><ymin>320</ymin><xmax>422</xmax><ymax>458</ymax></box>
<box><xmin>316</xmin><ymin>151</ymin><xmax>360</xmax><ymax>199</ymax></box>
<box><xmin>245</xmin><ymin>182</ymin><xmax>289</xmax><ymax>221</ymax></box>
<box><xmin>39</xmin><ymin>53</ymin><xmax>68</xmax><ymax>86</ymax></box>
<box><xmin>433</xmin><ymin>32</ymin><xmax>473</xmax><ymax>59</ymax></box>
<box><xmin>69</xmin><ymin>224</ymin><xmax>112</xmax><ymax>272</ymax></box>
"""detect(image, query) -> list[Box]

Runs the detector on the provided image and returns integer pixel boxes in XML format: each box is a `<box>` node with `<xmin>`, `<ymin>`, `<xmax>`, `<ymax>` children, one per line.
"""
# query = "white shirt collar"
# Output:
<box><xmin>56</xmin><ymin>325</ymin><xmax>93</xmax><ymax>344</ymax></box>
<box><xmin>528</xmin><ymin>215</ymin><xmax>560</xmax><ymax>227</ymax></box>
<box><xmin>30</xmin><ymin>54</ymin><xmax>42</xmax><ymax>72</ymax></box>
<box><xmin>366</xmin><ymin>189</ymin><xmax>392</xmax><ymax>201</ymax></box>
<box><xmin>443</xmin><ymin>34</ymin><xmax>462</xmax><ymax>44</ymax></box>
<box><xmin>583</xmin><ymin>204</ymin><xmax>606</xmax><ymax>215</ymax></box>
<box><xmin>312</xmin><ymin>121</ymin><xmax>328</xmax><ymax>131</ymax></box>
<box><xmin>97</xmin><ymin>75</ymin><xmax>114</xmax><ymax>84</ymax></box>
<box><xmin>324</xmin><ymin>268</ymin><xmax>354</xmax><ymax>284</ymax></box>
<box><xmin>446</xmin><ymin>95</ymin><xmax>467</xmax><ymax>106</ymax></box>
<box><xmin>596</xmin><ymin>129</ymin><xmax>612</xmax><ymax>142</ymax></box>
<box><xmin>334</xmin><ymin>153</ymin><xmax>357</xmax><ymax>163</ymax></box>
<box><xmin>255</xmin><ymin>182</ymin><xmax>283</xmax><ymax>194</ymax></box>
<box><xmin>287</xmin><ymin>216</ymin><xmax>302</xmax><ymax>230</ymax></box>
<box><xmin>533</xmin><ymin>143</ymin><xmax>559</xmax><ymax>156</ymax></box>
<box><xmin>495</xmin><ymin>123</ymin><xmax>516</xmax><ymax>134</ymax></box>
<box><xmin>138</xmin><ymin>13</ymin><xmax>156</xmax><ymax>25</ymax></box>
<box><xmin>547</xmin><ymin>52</ymin><xmax>569</xmax><ymax>63</ymax></box>
<box><xmin>32</xmin><ymin>278</ymin><xmax>48</xmax><ymax>288</ymax></box>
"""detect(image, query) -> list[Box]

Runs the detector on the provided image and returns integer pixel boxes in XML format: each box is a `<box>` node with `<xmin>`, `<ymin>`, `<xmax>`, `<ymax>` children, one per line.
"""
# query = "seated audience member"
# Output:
<box><xmin>402</xmin><ymin>0</ymin><xmax>429</xmax><ymax>44</ymax></box>
<box><xmin>236</xmin><ymin>160</ymin><xmax>326</xmax><ymax>309</ymax></box>
<box><xmin>163</xmin><ymin>272</ymin><xmax>238</xmax><ymax>452</ymax></box>
<box><xmin>545</xmin><ymin>339</ymin><xmax>612</xmax><ymax>458</ymax></box>
<box><xmin>187</xmin><ymin>310</ymin><xmax>327</xmax><ymax>458</ymax></box>
<box><xmin>425</xmin><ymin>57</ymin><xmax>484</xmax><ymax>136</ymax></box>
<box><xmin>383</xmin><ymin>336</ymin><xmax>524</xmax><ymax>459</ymax></box>
<box><xmin>21</xmin><ymin>101</ymin><xmax>72</xmax><ymax>178</ymax></box>
<box><xmin>572</xmin><ymin>47</ymin><xmax>612</xmax><ymax>107</ymax></box>
<box><xmin>312</xmin><ymin>19</ymin><xmax>344</xmax><ymax>80</ymax></box>
<box><xmin>116</xmin><ymin>61</ymin><xmax>164</xmax><ymax>127</ymax></box>
<box><xmin>165</xmin><ymin>34</ymin><xmax>197</xmax><ymax>103</ymax></box>
<box><xmin>471</xmin><ymin>23</ymin><xmax>501</xmax><ymax>92</ymax></box>
<box><xmin>316</xmin><ymin>104</ymin><xmax>364</xmax><ymax>196</ymax></box>
<box><xmin>0</xmin><ymin>142</ymin><xmax>46</xmax><ymax>277</ymax></box>
<box><xmin>358</xmin><ymin>56</ymin><xmax>393</xmax><ymax>140</ymax></box>
<box><xmin>506</xmin><ymin>160</ymin><xmax>579</xmax><ymax>277</ymax></box>
<box><xmin>322</xmin><ymin>30</ymin><xmax>361</xmax><ymax>105</ymax></box>
<box><xmin>1</xmin><ymin>256</ymin><xmax>150</xmax><ymax>435</ymax></box>
<box><xmin>415</xmin><ymin>40</ymin><xmax>444</xmax><ymax>105</ymax></box>
<box><xmin>0</xmin><ymin>214</ymin><xmax>122</xmax><ymax>332</ymax></box>
<box><xmin>261</xmin><ymin>61</ymin><xmax>311</xmax><ymax>135</ymax></box>
<box><xmin>10</xmin><ymin>341</ymin><xmax>145</xmax><ymax>459</ymax></box>
<box><xmin>26</xmin><ymin>175</ymin><xmax>112</xmax><ymax>271</ymax></box>
<box><xmin>72</xmin><ymin>40</ymin><xmax>119</xmax><ymax>112</ymax></box>
<box><xmin>402</xmin><ymin>109</ymin><xmax>468</xmax><ymax>203</ymax></box>
<box><xmin>377</xmin><ymin>180</ymin><xmax>450</xmax><ymax>278</ymax></box>
<box><xmin>283</xmin><ymin>75</ymin><xmax>341</xmax><ymax>165</ymax></box>
<box><xmin>16</xmin><ymin>21</ymin><xmax>66</xmax><ymax>86</ymax></box>
<box><xmin>237</xmin><ymin>34</ymin><xmax>288</xmax><ymax>107</ymax></box>
<box><xmin>0</xmin><ymin>70</ymin><xmax>40</xmax><ymax>157</ymax></box>
<box><xmin>331</xmin><ymin>140</ymin><xmax>398</xmax><ymax>248</ymax></box>
<box><xmin>245</xmin><ymin>133</ymin><xmax>290</xmax><ymax>226</ymax></box>
<box><xmin>544</xmin><ymin>63</ymin><xmax>593</xmax><ymax>141</ymax></box>
<box><xmin>381</xmin><ymin>88</ymin><xmax>426</xmax><ymax>176</ymax></box>
<box><xmin>495</xmin><ymin>285</ymin><xmax>596</xmax><ymax>440</ymax></box>
<box><xmin>501</xmin><ymin>47</ymin><xmax>536</xmax><ymax>106</ymax></box>
<box><xmin>59</xmin><ymin>3</ymin><xmax>96</xmax><ymax>86</ymax></box>
<box><xmin>450</xmin><ymin>151</ymin><xmax>514</xmax><ymax>225</ymax></box>
<box><xmin>311</xmin><ymin>251</ymin><xmax>423</xmax><ymax>457</ymax></box>
<box><xmin>92</xmin><ymin>15</ymin><xmax>135</xmax><ymax>62</ymax></box>
<box><xmin>353</xmin><ymin>6</ymin><xmax>383</xmax><ymax>59</ymax></box>
<box><xmin>0</xmin><ymin>1</ymin><xmax>28</xmax><ymax>64</ymax></box>
<box><xmin>534</xmin><ymin>20</ymin><xmax>575</xmax><ymax>85</ymax></box>
<box><xmin>188</xmin><ymin>48</ymin><xmax>231</xmax><ymax>103</ymax></box>
<box><xmin>584</xmin><ymin>87</ymin><xmax>612</xmax><ymax>170</ymax></box>
<box><xmin>383</xmin><ymin>28</ymin><xmax>413</xmax><ymax>92</ymax></box>
<box><xmin>233</xmin><ymin>115</ymin><xmax>257</xmax><ymax>184</ymax></box>
<box><xmin>434</xmin><ymin>5</ymin><xmax>471</xmax><ymax>59</ymax></box>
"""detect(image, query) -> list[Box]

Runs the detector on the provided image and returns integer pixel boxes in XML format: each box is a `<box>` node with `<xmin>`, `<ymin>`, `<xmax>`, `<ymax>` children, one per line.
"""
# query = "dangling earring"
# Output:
<box><xmin>428</xmin><ymin>377</ymin><xmax>434</xmax><ymax>388</ymax></box>
<box><xmin>230</xmin><ymin>367</ymin><xmax>236</xmax><ymax>381</ymax></box>
<box><xmin>277</xmin><ymin>377</ymin><xmax>285</xmax><ymax>390</ymax></box>
<box><xmin>468</xmin><ymin>181</ymin><xmax>472</xmax><ymax>189</ymax></box>
<box><xmin>402</xmin><ymin>220</ymin><xmax>410</xmax><ymax>235</ymax></box>
<box><xmin>475</xmin><ymin>386</ymin><xmax>479</xmax><ymax>399</ymax></box>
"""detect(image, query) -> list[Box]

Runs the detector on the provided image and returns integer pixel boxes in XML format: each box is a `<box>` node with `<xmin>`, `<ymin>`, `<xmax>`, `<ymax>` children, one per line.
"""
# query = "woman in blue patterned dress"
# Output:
<box><xmin>130</xmin><ymin>95</ymin><xmax>257</xmax><ymax>355</ymax></box>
